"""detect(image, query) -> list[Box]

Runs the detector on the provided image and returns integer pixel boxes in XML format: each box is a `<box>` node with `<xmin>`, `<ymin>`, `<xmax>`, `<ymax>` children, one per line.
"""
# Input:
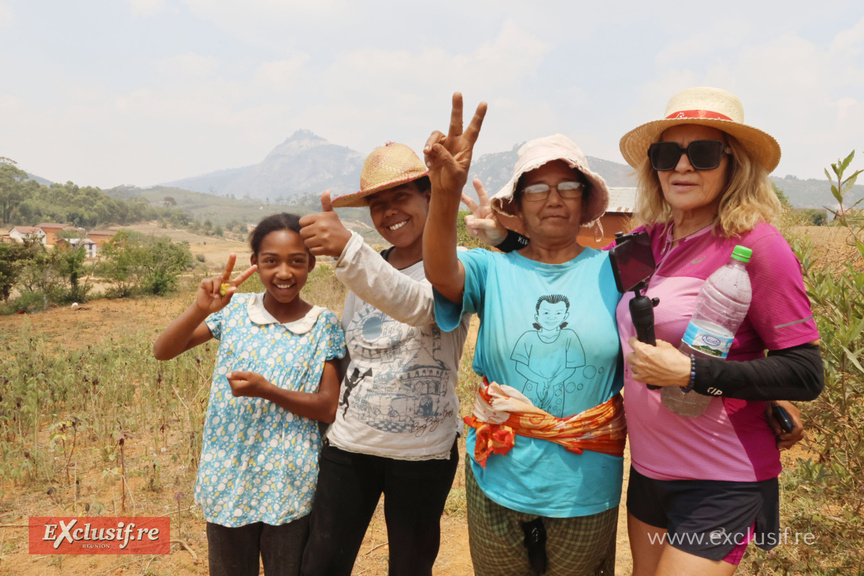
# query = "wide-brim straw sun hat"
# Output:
<box><xmin>332</xmin><ymin>142</ymin><xmax>428</xmax><ymax>208</ymax></box>
<box><xmin>619</xmin><ymin>86</ymin><xmax>781</xmax><ymax>173</ymax></box>
<box><xmin>491</xmin><ymin>133</ymin><xmax>609</xmax><ymax>234</ymax></box>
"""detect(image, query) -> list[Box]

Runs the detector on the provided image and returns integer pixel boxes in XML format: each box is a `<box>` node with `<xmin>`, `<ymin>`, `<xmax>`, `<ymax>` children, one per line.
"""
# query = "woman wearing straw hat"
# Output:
<box><xmin>424</xmin><ymin>95</ymin><xmax>626</xmax><ymax>575</ymax></box>
<box><xmin>616</xmin><ymin>86</ymin><xmax>823</xmax><ymax>574</ymax></box>
<box><xmin>297</xmin><ymin>142</ymin><xmax>469</xmax><ymax>576</ymax></box>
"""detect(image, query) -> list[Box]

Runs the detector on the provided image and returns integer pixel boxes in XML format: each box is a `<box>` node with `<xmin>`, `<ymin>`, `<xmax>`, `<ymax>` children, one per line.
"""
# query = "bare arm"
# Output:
<box><xmin>152</xmin><ymin>303</ymin><xmax>214</xmax><ymax>360</ymax></box>
<box><xmin>227</xmin><ymin>359</ymin><xmax>342</xmax><ymax>423</ymax></box>
<box><xmin>422</xmin><ymin>92</ymin><xmax>487</xmax><ymax>303</ymax></box>
<box><xmin>153</xmin><ymin>254</ymin><xmax>257</xmax><ymax>360</ymax></box>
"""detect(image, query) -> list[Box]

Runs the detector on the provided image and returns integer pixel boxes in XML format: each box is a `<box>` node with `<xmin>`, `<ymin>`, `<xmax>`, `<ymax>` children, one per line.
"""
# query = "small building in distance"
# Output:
<box><xmin>8</xmin><ymin>226</ymin><xmax>46</xmax><ymax>244</ymax></box>
<box><xmin>577</xmin><ymin>187</ymin><xmax>637</xmax><ymax>249</ymax></box>
<box><xmin>6</xmin><ymin>224</ymin><xmax>116</xmax><ymax>257</ymax></box>
<box><xmin>58</xmin><ymin>237</ymin><xmax>98</xmax><ymax>258</ymax></box>
<box><xmin>36</xmin><ymin>223</ymin><xmax>77</xmax><ymax>246</ymax></box>
<box><xmin>86</xmin><ymin>230</ymin><xmax>117</xmax><ymax>248</ymax></box>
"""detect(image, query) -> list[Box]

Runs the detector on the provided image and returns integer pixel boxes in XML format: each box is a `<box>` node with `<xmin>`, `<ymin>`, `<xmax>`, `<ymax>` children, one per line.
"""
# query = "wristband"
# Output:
<box><xmin>495</xmin><ymin>229</ymin><xmax>530</xmax><ymax>253</ymax></box>
<box><xmin>684</xmin><ymin>354</ymin><xmax>696</xmax><ymax>392</ymax></box>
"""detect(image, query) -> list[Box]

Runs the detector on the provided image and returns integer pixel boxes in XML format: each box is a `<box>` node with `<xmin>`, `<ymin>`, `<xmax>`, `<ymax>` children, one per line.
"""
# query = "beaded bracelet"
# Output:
<box><xmin>683</xmin><ymin>354</ymin><xmax>697</xmax><ymax>391</ymax></box>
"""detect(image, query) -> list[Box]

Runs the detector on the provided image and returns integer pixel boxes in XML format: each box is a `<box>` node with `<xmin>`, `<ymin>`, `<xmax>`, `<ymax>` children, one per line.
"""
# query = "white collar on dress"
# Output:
<box><xmin>246</xmin><ymin>293</ymin><xmax>324</xmax><ymax>334</ymax></box>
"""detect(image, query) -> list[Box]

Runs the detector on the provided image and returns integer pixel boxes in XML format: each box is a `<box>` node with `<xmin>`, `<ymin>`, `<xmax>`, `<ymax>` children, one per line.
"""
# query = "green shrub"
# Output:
<box><xmin>0</xmin><ymin>290</ymin><xmax>48</xmax><ymax>315</ymax></box>
<box><xmin>742</xmin><ymin>152</ymin><xmax>864</xmax><ymax>575</ymax></box>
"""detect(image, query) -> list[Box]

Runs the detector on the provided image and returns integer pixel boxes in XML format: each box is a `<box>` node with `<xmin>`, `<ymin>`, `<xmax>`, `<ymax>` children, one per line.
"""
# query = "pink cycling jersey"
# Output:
<box><xmin>617</xmin><ymin>222</ymin><xmax>818</xmax><ymax>482</ymax></box>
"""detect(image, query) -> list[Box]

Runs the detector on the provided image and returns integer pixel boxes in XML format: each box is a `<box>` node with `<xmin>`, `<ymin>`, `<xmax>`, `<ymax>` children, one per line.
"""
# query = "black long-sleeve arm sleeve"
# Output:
<box><xmin>692</xmin><ymin>342</ymin><xmax>824</xmax><ymax>401</ymax></box>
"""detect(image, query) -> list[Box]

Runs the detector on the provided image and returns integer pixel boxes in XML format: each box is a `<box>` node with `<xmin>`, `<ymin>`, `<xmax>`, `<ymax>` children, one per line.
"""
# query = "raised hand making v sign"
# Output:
<box><xmin>422</xmin><ymin>93</ymin><xmax>488</xmax><ymax>303</ymax></box>
<box><xmin>153</xmin><ymin>252</ymin><xmax>257</xmax><ymax>358</ymax></box>
<box><xmin>423</xmin><ymin>92</ymin><xmax>488</xmax><ymax>200</ymax></box>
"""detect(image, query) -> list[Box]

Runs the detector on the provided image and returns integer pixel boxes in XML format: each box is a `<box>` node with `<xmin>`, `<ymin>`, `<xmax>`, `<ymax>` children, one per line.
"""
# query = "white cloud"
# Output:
<box><xmin>829</xmin><ymin>14</ymin><xmax>864</xmax><ymax>58</ymax></box>
<box><xmin>282</xmin><ymin>20</ymin><xmax>556</xmax><ymax>161</ymax></box>
<box><xmin>5</xmin><ymin>1</ymin><xmax>863</xmax><ymax>188</ymax></box>
<box><xmin>0</xmin><ymin>1</ymin><xmax>14</xmax><ymax>27</ymax></box>
<box><xmin>253</xmin><ymin>56</ymin><xmax>312</xmax><ymax>91</ymax></box>
<box><xmin>184</xmin><ymin>0</ymin><xmax>352</xmax><ymax>18</ymax></box>
<box><xmin>127</xmin><ymin>0</ymin><xmax>166</xmax><ymax>18</ymax></box>
<box><xmin>623</xmin><ymin>13</ymin><xmax>864</xmax><ymax>181</ymax></box>
<box><xmin>153</xmin><ymin>52</ymin><xmax>221</xmax><ymax>79</ymax></box>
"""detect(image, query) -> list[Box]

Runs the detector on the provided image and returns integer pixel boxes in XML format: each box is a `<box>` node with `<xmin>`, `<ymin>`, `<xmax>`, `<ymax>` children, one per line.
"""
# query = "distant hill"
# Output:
<box><xmin>771</xmin><ymin>175</ymin><xmax>861</xmax><ymax>210</ymax></box>
<box><xmin>105</xmin><ymin>183</ymin><xmax>377</xmax><ymax>237</ymax></box>
<box><xmin>161</xmin><ymin>130</ymin><xmax>364</xmax><ymax>201</ymax></box>
<box><xmin>26</xmin><ymin>172</ymin><xmax>53</xmax><ymax>186</ymax></box>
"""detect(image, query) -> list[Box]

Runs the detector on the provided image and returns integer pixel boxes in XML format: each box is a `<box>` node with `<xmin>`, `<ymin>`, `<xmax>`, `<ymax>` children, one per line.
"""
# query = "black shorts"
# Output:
<box><xmin>627</xmin><ymin>466</ymin><xmax>780</xmax><ymax>563</ymax></box>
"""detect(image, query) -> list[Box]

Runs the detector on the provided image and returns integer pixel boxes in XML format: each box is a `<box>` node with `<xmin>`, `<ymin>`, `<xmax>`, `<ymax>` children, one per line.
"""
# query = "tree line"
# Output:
<box><xmin>0</xmin><ymin>158</ymin><xmax>190</xmax><ymax>228</ymax></box>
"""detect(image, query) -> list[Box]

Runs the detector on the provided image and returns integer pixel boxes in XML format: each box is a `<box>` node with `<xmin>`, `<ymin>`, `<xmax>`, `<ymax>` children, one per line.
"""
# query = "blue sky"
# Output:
<box><xmin>1</xmin><ymin>0</ymin><xmax>862</xmax><ymax>189</ymax></box>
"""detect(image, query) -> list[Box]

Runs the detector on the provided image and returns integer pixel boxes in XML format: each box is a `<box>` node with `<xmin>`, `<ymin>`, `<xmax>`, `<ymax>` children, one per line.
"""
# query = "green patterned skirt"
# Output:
<box><xmin>465</xmin><ymin>458</ymin><xmax>617</xmax><ymax>576</ymax></box>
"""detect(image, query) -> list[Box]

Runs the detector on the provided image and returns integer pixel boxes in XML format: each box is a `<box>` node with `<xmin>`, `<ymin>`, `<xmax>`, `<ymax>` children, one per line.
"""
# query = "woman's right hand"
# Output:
<box><xmin>462</xmin><ymin>178</ymin><xmax>507</xmax><ymax>246</ymax></box>
<box><xmin>627</xmin><ymin>337</ymin><xmax>691</xmax><ymax>388</ymax></box>
<box><xmin>196</xmin><ymin>253</ymin><xmax>257</xmax><ymax>314</ymax></box>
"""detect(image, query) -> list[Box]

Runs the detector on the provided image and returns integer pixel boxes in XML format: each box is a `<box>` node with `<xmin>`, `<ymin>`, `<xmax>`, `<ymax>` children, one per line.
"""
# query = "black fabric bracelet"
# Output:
<box><xmin>495</xmin><ymin>229</ymin><xmax>530</xmax><ymax>253</ymax></box>
<box><xmin>691</xmin><ymin>342</ymin><xmax>823</xmax><ymax>401</ymax></box>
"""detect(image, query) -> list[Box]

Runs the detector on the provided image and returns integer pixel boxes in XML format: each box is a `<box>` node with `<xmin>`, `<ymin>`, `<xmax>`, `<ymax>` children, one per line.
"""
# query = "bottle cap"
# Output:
<box><xmin>731</xmin><ymin>245</ymin><xmax>752</xmax><ymax>263</ymax></box>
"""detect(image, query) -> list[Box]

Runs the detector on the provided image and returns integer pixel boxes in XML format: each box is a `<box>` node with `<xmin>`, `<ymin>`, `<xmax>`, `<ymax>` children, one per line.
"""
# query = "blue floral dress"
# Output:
<box><xmin>196</xmin><ymin>293</ymin><xmax>345</xmax><ymax>526</ymax></box>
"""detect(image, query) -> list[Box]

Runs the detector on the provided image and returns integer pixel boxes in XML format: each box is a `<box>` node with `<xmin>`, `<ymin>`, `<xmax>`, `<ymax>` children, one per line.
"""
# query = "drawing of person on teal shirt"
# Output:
<box><xmin>510</xmin><ymin>294</ymin><xmax>587</xmax><ymax>415</ymax></box>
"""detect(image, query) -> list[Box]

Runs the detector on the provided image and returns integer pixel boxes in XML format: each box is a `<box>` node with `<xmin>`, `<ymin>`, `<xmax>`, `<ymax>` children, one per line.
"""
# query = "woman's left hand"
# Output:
<box><xmin>626</xmin><ymin>337</ymin><xmax>691</xmax><ymax>388</ymax></box>
<box><xmin>767</xmin><ymin>400</ymin><xmax>805</xmax><ymax>450</ymax></box>
<box><xmin>462</xmin><ymin>178</ymin><xmax>508</xmax><ymax>246</ymax></box>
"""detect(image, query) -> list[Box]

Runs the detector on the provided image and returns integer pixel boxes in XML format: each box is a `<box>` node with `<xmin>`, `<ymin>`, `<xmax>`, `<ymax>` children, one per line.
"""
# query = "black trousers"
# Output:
<box><xmin>300</xmin><ymin>440</ymin><xmax>459</xmax><ymax>576</ymax></box>
<box><xmin>206</xmin><ymin>517</ymin><xmax>309</xmax><ymax>576</ymax></box>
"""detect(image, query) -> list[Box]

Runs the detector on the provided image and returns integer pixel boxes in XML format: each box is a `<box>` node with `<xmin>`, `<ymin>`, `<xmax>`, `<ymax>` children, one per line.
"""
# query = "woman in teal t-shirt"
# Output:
<box><xmin>424</xmin><ymin>95</ymin><xmax>624</xmax><ymax>576</ymax></box>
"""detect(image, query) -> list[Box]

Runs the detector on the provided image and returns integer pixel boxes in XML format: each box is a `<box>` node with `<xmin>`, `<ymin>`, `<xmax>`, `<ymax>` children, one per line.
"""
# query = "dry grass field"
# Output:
<box><xmin>0</xmin><ymin>223</ymin><xmax>851</xmax><ymax>575</ymax></box>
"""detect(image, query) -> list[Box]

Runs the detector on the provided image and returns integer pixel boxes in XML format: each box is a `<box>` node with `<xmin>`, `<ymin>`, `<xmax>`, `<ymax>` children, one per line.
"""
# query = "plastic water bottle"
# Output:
<box><xmin>661</xmin><ymin>245</ymin><xmax>753</xmax><ymax>417</ymax></box>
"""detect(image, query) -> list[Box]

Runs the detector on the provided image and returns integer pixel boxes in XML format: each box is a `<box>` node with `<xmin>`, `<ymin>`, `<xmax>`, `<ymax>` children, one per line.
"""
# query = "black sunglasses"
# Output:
<box><xmin>648</xmin><ymin>140</ymin><xmax>731</xmax><ymax>171</ymax></box>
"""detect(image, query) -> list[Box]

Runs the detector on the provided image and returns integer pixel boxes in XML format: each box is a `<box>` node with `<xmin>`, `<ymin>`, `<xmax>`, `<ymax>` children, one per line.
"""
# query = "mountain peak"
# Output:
<box><xmin>274</xmin><ymin>129</ymin><xmax>329</xmax><ymax>152</ymax></box>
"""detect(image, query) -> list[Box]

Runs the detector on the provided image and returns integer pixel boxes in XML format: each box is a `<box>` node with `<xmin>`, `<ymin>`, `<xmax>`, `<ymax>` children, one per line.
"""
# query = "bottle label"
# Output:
<box><xmin>681</xmin><ymin>322</ymin><xmax>733</xmax><ymax>358</ymax></box>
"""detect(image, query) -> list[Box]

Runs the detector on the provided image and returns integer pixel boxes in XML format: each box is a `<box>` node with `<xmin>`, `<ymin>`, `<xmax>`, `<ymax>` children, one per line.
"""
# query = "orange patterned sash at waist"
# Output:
<box><xmin>464</xmin><ymin>378</ymin><xmax>627</xmax><ymax>468</ymax></box>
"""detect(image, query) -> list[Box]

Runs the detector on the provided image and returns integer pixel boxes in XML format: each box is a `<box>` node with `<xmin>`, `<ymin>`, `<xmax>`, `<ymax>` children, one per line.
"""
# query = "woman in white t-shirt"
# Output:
<box><xmin>298</xmin><ymin>142</ymin><xmax>470</xmax><ymax>576</ymax></box>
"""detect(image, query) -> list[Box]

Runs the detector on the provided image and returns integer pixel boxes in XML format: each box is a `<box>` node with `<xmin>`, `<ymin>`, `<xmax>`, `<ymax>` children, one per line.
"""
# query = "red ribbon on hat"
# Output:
<box><xmin>666</xmin><ymin>110</ymin><xmax>732</xmax><ymax>120</ymax></box>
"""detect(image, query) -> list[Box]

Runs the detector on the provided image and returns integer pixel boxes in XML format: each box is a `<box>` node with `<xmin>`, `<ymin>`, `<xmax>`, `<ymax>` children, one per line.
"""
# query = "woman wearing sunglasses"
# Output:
<box><xmin>424</xmin><ymin>95</ymin><xmax>626</xmax><ymax>575</ymax></box>
<box><xmin>617</xmin><ymin>86</ymin><xmax>823</xmax><ymax>575</ymax></box>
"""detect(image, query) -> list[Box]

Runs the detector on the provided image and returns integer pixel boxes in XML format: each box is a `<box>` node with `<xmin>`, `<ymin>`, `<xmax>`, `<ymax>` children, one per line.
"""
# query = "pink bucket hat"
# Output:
<box><xmin>619</xmin><ymin>86</ymin><xmax>781</xmax><ymax>173</ymax></box>
<box><xmin>490</xmin><ymin>134</ymin><xmax>610</xmax><ymax>234</ymax></box>
<box><xmin>332</xmin><ymin>142</ymin><xmax>428</xmax><ymax>208</ymax></box>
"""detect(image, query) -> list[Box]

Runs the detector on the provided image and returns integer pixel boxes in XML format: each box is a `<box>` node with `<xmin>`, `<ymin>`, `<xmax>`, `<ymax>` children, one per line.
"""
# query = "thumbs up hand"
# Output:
<box><xmin>299</xmin><ymin>191</ymin><xmax>353</xmax><ymax>257</ymax></box>
<box><xmin>319</xmin><ymin>190</ymin><xmax>334</xmax><ymax>213</ymax></box>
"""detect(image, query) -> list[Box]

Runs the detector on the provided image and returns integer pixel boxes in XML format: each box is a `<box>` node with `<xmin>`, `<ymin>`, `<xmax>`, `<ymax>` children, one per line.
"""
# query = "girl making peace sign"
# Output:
<box><xmin>154</xmin><ymin>213</ymin><xmax>345</xmax><ymax>576</ymax></box>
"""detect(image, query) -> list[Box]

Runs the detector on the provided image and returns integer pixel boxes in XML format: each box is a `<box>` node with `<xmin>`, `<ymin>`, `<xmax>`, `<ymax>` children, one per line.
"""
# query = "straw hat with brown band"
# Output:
<box><xmin>619</xmin><ymin>86</ymin><xmax>781</xmax><ymax>173</ymax></box>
